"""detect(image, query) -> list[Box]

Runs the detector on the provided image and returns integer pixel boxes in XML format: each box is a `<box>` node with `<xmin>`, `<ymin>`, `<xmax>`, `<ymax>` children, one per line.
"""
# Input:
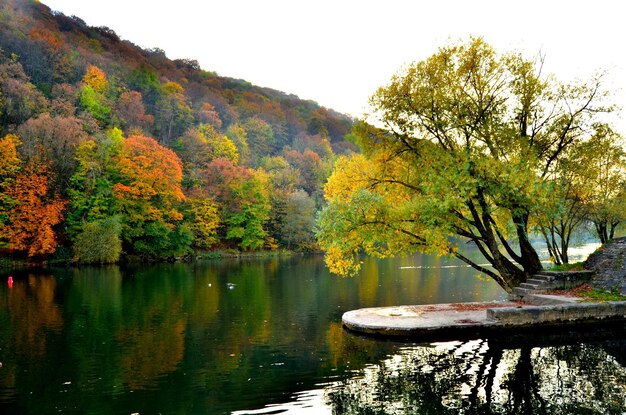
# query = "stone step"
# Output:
<box><xmin>526</xmin><ymin>278</ymin><xmax>548</xmax><ymax>286</ymax></box>
<box><xmin>532</xmin><ymin>274</ymin><xmax>554</xmax><ymax>281</ymax></box>
<box><xmin>512</xmin><ymin>287</ymin><xmax>535</xmax><ymax>297</ymax></box>
<box><xmin>519</xmin><ymin>282</ymin><xmax>544</xmax><ymax>290</ymax></box>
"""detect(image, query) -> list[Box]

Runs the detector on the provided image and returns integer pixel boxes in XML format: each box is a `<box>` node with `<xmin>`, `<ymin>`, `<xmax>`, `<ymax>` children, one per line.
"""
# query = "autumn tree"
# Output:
<box><xmin>154</xmin><ymin>81</ymin><xmax>193</xmax><ymax>146</ymax></box>
<box><xmin>17</xmin><ymin>113</ymin><xmax>88</xmax><ymax>192</ymax></box>
<box><xmin>283</xmin><ymin>148</ymin><xmax>328</xmax><ymax>196</ymax></box>
<box><xmin>577</xmin><ymin>125</ymin><xmax>626</xmax><ymax>242</ymax></box>
<box><xmin>281</xmin><ymin>189</ymin><xmax>316</xmax><ymax>250</ymax></box>
<box><xmin>195</xmin><ymin>102</ymin><xmax>222</xmax><ymax>130</ymax></box>
<box><xmin>176</xmin><ymin>125</ymin><xmax>238</xmax><ymax>168</ymax></box>
<box><xmin>187</xmin><ymin>197</ymin><xmax>220</xmax><ymax>250</ymax></box>
<box><xmin>115</xmin><ymin>90</ymin><xmax>154</xmax><ymax>134</ymax></box>
<box><xmin>243</xmin><ymin>116</ymin><xmax>275</xmax><ymax>165</ymax></box>
<box><xmin>50</xmin><ymin>83</ymin><xmax>78</xmax><ymax>117</ymax></box>
<box><xmin>82</xmin><ymin>65</ymin><xmax>107</xmax><ymax>92</ymax></box>
<box><xmin>0</xmin><ymin>58</ymin><xmax>48</xmax><ymax>131</ymax></box>
<box><xmin>112</xmin><ymin>135</ymin><xmax>191</xmax><ymax>257</ymax></box>
<box><xmin>78</xmin><ymin>65</ymin><xmax>111</xmax><ymax>125</ymax></box>
<box><xmin>225</xmin><ymin>123</ymin><xmax>251</xmax><ymax>165</ymax></box>
<box><xmin>317</xmin><ymin>38</ymin><xmax>612</xmax><ymax>291</ymax></box>
<box><xmin>0</xmin><ymin>163</ymin><xmax>66</xmax><ymax>256</ymax></box>
<box><xmin>292</xmin><ymin>133</ymin><xmax>334</xmax><ymax>159</ymax></box>
<box><xmin>0</xmin><ymin>134</ymin><xmax>21</xmax><ymax>228</ymax></box>
<box><xmin>200</xmin><ymin>158</ymin><xmax>272</xmax><ymax>250</ymax></box>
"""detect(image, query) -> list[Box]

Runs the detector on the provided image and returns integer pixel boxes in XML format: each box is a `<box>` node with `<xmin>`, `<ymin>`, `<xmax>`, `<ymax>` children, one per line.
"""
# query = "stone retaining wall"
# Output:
<box><xmin>535</xmin><ymin>270</ymin><xmax>594</xmax><ymax>289</ymax></box>
<box><xmin>487</xmin><ymin>301</ymin><xmax>626</xmax><ymax>325</ymax></box>
<box><xmin>585</xmin><ymin>237</ymin><xmax>626</xmax><ymax>295</ymax></box>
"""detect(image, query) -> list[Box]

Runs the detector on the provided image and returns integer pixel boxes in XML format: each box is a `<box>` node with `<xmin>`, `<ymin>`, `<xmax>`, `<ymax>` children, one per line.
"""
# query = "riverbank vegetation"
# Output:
<box><xmin>0</xmin><ymin>1</ymin><xmax>355</xmax><ymax>264</ymax></box>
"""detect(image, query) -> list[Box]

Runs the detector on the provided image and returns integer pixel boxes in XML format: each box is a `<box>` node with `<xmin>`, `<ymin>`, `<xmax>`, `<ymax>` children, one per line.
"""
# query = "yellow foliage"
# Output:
<box><xmin>82</xmin><ymin>65</ymin><xmax>107</xmax><ymax>92</ymax></box>
<box><xmin>0</xmin><ymin>134</ymin><xmax>21</xmax><ymax>178</ymax></box>
<box><xmin>163</xmin><ymin>81</ymin><xmax>184</xmax><ymax>95</ymax></box>
<box><xmin>325</xmin><ymin>245</ymin><xmax>361</xmax><ymax>276</ymax></box>
<box><xmin>189</xmin><ymin>198</ymin><xmax>220</xmax><ymax>249</ymax></box>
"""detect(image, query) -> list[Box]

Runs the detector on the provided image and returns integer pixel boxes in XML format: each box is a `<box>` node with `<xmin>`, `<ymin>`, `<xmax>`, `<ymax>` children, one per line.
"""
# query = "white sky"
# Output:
<box><xmin>42</xmin><ymin>0</ymin><xmax>626</xmax><ymax>130</ymax></box>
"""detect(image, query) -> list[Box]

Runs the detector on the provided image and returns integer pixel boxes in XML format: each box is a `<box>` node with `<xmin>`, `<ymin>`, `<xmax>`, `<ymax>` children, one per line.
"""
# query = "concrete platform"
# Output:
<box><xmin>342</xmin><ymin>300</ymin><xmax>626</xmax><ymax>341</ymax></box>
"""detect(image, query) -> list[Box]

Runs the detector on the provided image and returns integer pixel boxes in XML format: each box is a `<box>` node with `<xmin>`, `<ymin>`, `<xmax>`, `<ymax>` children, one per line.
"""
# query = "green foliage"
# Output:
<box><xmin>318</xmin><ymin>38</ymin><xmax>613</xmax><ymax>290</ymax></box>
<box><xmin>225</xmin><ymin>170</ymin><xmax>271</xmax><ymax>250</ymax></box>
<box><xmin>244</xmin><ymin>117</ymin><xmax>275</xmax><ymax>165</ymax></box>
<box><xmin>128</xmin><ymin>65</ymin><xmax>162</xmax><ymax>106</ymax></box>
<box><xmin>225</xmin><ymin>123</ymin><xmax>250</xmax><ymax>164</ymax></box>
<box><xmin>66</xmin><ymin>133</ymin><xmax>120</xmax><ymax>237</ymax></box>
<box><xmin>79</xmin><ymin>84</ymin><xmax>111</xmax><ymax>125</ymax></box>
<box><xmin>132</xmin><ymin>221</ymin><xmax>192</xmax><ymax>258</ymax></box>
<box><xmin>73</xmin><ymin>216</ymin><xmax>122</xmax><ymax>264</ymax></box>
<box><xmin>281</xmin><ymin>189</ymin><xmax>316</xmax><ymax>250</ymax></box>
<box><xmin>549</xmin><ymin>262</ymin><xmax>585</xmax><ymax>271</ymax></box>
<box><xmin>579</xmin><ymin>287</ymin><xmax>626</xmax><ymax>302</ymax></box>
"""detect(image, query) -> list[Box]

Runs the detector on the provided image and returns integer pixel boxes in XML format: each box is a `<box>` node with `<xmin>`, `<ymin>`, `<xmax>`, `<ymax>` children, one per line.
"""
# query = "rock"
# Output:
<box><xmin>585</xmin><ymin>237</ymin><xmax>626</xmax><ymax>295</ymax></box>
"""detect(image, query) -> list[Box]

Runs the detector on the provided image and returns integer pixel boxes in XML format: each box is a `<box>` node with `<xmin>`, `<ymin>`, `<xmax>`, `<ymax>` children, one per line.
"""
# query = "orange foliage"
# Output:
<box><xmin>2</xmin><ymin>165</ymin><xmax>66</xmax><ymax>256</ymax></box>
<box><xmin>82</xmin><ymin>65</ymin><xmax>108</xmax><ymax>92</ymax></box>
<box><xmin>114</xmin><ymin>135</ymin><xmax>184</xmax><ymax>199</ymax></box>
<box><xmin>113</xmin><ymin>135</ymin><xmax>185</xmax><ymax>221</ymax></box>
<box><xmin>29</xmin><ymin>28</ymin><xmax>64</xmax><ymax>51</ymax></box>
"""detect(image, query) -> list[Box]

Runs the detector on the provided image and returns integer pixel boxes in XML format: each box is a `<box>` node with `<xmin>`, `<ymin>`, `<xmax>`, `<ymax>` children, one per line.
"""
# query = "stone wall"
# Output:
<box><xmin>487</xmin><ymin>301</ymin><xmax>626</xmax><ymax>325</ymax></box>
<box><xmin>535</xmin><ymin>270</ymin><xmax>594</xmax><ymax>290</ymax></box>
<box><xmin>585</xmin><ymin>237</ymin><xmax>626</xmax><ymax>295</ymax></box>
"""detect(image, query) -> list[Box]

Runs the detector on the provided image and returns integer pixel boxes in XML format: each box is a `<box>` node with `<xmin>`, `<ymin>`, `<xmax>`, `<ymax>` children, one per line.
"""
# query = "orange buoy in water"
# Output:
<box><xmin>7</xmin><ymin>276</ymin><xmax>13</xmax><ymax>288</ymax></box>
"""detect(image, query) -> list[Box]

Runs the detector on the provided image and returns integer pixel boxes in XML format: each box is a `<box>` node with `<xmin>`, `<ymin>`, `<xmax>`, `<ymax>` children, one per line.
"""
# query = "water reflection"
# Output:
<box><xmin>0</xmin><ymin>252</ymin><xmax>622</xmax><ymax>414</ymax></box>
<box><xmin>327</xmin><ymin>330</ymin><xmax>626</xmax><ymax>414</ymax></box>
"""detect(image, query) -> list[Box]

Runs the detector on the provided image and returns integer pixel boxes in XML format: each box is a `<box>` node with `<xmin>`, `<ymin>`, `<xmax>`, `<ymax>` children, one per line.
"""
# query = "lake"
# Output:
<box><xmin>1</xmin><ymin>250</ymin><xmax>624</xmax><ymax>414</ymax></box>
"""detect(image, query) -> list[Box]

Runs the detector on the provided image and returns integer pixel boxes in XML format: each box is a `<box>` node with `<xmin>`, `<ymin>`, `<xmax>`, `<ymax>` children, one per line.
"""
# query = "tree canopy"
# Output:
<box><xmin>317</xmin><ymin>38</ymin><xmax>616</xmax><ymax>291</ymax></box>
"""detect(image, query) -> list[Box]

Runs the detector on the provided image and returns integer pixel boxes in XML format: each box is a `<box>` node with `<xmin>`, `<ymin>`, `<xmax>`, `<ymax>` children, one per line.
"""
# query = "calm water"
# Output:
<box><xmin>0</xmin><ymin>252</ymin><xmax>624</xmax><ymax>414</ymax></box>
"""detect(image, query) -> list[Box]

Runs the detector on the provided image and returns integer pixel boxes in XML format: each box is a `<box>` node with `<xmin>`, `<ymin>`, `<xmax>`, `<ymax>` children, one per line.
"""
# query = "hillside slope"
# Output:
<box><xmin>0</xmin><ymin>0</ymin><xmax>357</xmax><ymax>261</ymax></box>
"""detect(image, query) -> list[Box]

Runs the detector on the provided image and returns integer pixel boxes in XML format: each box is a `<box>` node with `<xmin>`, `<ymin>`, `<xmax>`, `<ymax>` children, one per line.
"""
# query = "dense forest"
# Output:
<box><xmin>0</xmin><ymin>0</ymin><xmax>356</xmax><ymax>263</ymax></box>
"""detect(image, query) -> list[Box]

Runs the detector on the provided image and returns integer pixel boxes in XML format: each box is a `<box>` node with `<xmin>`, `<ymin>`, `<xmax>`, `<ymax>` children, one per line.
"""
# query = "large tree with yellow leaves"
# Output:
<box><xmin>317</xmin><ymin>38</ymin><xmax>614</xmax><ymax>291</ymax></box>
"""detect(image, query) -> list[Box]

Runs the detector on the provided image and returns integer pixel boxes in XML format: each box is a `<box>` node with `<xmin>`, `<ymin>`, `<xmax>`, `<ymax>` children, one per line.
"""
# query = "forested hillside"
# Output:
<box><xmin>0</xmin><ymin>0</ymin><xmax>356</xmax><ymax>263</ymax></box>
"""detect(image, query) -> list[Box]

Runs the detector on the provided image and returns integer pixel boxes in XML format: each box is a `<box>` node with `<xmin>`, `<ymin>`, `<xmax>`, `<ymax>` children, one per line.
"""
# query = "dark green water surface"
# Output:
<box><xmin>0</xmin><ymin>253</ymin><xmax>624</xmax><ymax>414</ymax></box>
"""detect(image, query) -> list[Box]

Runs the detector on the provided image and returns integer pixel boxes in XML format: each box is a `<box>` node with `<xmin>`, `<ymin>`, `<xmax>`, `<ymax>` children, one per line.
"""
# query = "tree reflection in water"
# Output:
<box><xmin>326</xmin><ymin>331</ymin><xmax>626</xmax><ymax>414</ymax></box>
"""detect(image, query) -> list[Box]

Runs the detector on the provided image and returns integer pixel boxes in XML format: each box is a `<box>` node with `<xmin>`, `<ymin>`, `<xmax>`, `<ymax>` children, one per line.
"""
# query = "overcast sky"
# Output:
<box><xmin>42</xmin><ymin>0</ymin><xmax>626</xmax><ymax>129</ymax></box>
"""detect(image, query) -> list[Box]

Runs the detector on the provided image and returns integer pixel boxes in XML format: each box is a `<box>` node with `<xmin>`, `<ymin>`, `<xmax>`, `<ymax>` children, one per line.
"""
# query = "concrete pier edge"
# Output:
<box><xmin>342</xmin><ymin>300</ymin><xmax>626</xmax><ymax>341</ymax></box>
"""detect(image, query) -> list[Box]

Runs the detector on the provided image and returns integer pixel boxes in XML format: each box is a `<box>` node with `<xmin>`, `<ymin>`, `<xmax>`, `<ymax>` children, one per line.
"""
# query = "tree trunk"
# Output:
<box><xmin>595</xmin><ymin>221</ymin><xmax>608</xmax><ymax>244</ymax></box>
<box><xmin>469</xmin><ymin>196</ymin><xmax>528</xmax><ymax>291</ymax></box>
<box><xmin>609</xmin><ymin>222</ymin><xmax>619</xmax><ymax>241</ymax></box>
<box><xmin>513</xmin><ymin>212</ymin><xmax>543</xmax><ymax>274</ymax></box>
<box><xmin>540</xmin><ymin>227</ymin><xmax>561</xmax><ymax>265</ymax></box>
